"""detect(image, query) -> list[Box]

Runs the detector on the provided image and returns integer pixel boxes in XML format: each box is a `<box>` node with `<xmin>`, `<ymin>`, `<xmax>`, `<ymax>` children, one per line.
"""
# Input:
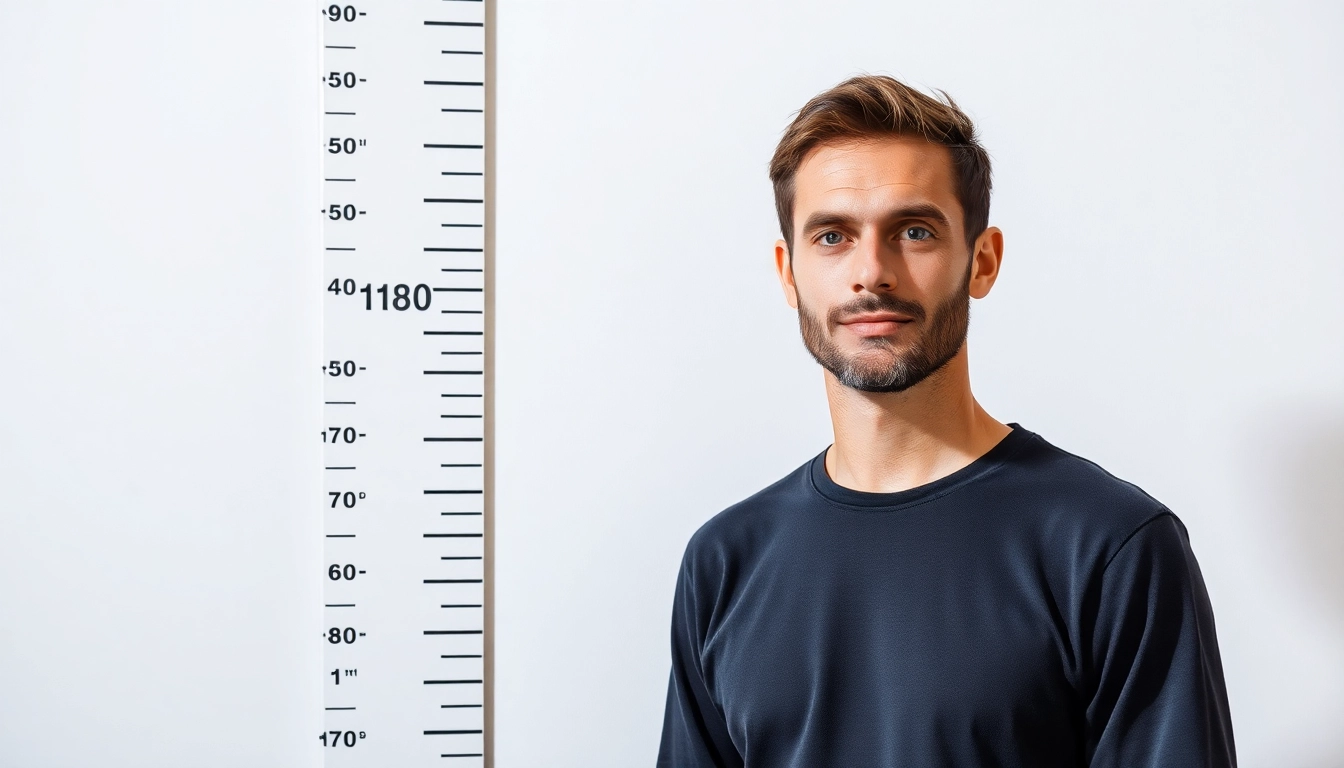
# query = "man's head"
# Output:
<box><xmin>769</xmin><ymin>75</ymin><xmax>1002</xmax><ymax>393</ymax></box>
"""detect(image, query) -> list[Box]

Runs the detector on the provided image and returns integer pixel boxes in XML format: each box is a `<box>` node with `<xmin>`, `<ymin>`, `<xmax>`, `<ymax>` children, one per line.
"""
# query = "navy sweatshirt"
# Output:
<box><xmin>656</xmin><ymin>422</ymin><xmax>1236</xmax><ymax>767</ymax></box>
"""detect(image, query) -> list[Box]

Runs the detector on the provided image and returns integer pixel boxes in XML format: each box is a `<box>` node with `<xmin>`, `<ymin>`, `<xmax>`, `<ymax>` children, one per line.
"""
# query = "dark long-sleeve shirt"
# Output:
<box><xmin>657</xmin><ymin>422</ymin><xmax>1236</xmax><ymax>767</ymax></box>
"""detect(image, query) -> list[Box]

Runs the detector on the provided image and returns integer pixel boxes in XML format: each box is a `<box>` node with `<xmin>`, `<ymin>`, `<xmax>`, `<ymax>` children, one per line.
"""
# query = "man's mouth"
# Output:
<box><xmin>839</xmin><ymin>313</ymin><xmax>914</xmax><ymax>336</ymax></box>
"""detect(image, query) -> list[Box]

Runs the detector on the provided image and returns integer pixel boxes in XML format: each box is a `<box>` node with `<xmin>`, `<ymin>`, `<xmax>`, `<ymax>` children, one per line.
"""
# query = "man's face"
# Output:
<box><xmin>776</xmin><ymin>135</ymin><xmax>975</xmax><ymax>394</ymax></box>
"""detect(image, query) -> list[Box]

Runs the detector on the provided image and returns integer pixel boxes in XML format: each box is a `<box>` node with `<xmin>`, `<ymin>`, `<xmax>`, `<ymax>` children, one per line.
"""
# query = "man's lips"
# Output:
<box><xmin>842</xmin><ymin>313</ymin><xmax>914</xmax><ymax>324</ymax></box>
<box><xmin>840</xmin><ymin>314</ymin><xmax>913</xmax><ymax>336</ymax></box>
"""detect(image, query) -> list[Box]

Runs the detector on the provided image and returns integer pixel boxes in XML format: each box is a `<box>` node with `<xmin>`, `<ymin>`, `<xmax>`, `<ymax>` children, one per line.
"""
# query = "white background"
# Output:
<box><xmin>2</xmin><ymin>1</ymin><xmax>1341</xmax><ymax>766</ymax></box>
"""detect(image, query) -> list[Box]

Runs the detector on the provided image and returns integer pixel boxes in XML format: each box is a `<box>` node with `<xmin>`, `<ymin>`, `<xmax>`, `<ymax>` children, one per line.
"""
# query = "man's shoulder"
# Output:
<box><xmin>1021</xmin><ymin>431</ymin><xmax>1168</xmax><ymax>513</ymax></box>
<box><xmin>1013</xmin><ymin>429</ymin><xmax>1181</xmax><ymax>561</ymax></box>
<box><xmin>678</xmin><ymin>454</ymin><xmax>814</xmax><ymax>575</ymax></box>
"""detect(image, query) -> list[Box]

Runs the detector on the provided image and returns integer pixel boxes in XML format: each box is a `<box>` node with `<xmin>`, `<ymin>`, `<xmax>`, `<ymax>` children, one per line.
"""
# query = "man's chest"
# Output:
<box><xmin>698</xmin><ymin>526</ymin><xmax>1083</xmax><ymax>765</ymax></box>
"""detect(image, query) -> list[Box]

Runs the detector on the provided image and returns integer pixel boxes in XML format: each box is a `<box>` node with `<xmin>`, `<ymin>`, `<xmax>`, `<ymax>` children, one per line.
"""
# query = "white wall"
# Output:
<box><xmin>1</xmin><ymin>1</ymin><xmax>1340</xmax><ymax>767</ymax></box>
<box><xmin>492</xmin><ymin>2</ymin><xmax>1343</xmax><ymax>766</ymax></box>
<box><xmin>0</xmin><ymin>3</ymin><xmax>325</xmax><ymax>766</ymax></box>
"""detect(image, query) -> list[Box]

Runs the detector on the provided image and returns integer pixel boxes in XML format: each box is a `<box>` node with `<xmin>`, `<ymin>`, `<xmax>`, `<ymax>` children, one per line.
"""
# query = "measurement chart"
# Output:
<box><xmin>320</xmin><ymin>1</ymin><xmax>492</xmax><ymax>764</ymax></box>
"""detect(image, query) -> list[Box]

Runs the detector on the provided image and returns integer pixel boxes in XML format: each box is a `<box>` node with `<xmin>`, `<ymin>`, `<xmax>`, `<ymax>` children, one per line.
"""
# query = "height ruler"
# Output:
<box><xmin>321</xmin><ymin>1</ymin><xmax>493</xmax><ymax>765</ymax></box>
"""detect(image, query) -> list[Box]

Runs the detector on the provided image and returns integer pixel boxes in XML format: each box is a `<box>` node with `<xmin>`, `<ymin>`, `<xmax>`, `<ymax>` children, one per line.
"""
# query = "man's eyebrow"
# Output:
<box><xmin>800</xmin><ymin>204</ymin><xmax>952</xmax><ymax>236</ymax></box>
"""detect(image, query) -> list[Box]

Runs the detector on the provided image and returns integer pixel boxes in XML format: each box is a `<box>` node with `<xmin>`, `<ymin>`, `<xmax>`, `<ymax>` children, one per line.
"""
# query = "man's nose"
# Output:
<box><xmin>851</xmin><ymin>232</ymin><xmax>898</xmax><ymax>293</ymax></box>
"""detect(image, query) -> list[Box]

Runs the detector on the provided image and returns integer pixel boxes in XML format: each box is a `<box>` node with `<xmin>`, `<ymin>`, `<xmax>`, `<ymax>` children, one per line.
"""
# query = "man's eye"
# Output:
<box><xmin>820</xmin><ymin>232</ymin><xmax>844</xmax><ymax>246</ymax></box>
<box><xmin>906</xmin><ymin>226</ymin><xmax>933</xmax><ymax>241</ymax></box>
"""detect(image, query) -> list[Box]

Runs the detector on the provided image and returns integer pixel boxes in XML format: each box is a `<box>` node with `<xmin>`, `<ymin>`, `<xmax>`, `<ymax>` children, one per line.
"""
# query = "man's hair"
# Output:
<box><xmin>768</xmin><ymin>74</ymin><xmax>992</xmax><ymax>260</ymax></box>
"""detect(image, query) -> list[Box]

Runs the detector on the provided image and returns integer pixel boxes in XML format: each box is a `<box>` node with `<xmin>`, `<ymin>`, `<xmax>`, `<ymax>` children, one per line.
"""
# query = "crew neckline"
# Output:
<box><xmin>808</xmin><ymin>422</ymin><xmax>1035</xmax><ymax>510</ymax></box>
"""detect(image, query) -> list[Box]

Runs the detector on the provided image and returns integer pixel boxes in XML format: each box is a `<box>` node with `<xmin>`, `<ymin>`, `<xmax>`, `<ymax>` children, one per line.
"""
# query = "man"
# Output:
<box><xmin>656</xmin><ymin>74</ymin><xmax>1237</xmax><ymax>767</ymax></box>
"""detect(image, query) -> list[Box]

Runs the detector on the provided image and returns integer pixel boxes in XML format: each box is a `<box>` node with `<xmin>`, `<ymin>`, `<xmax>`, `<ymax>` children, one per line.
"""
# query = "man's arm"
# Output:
<box><xmin>1083</xmin><ymin>511</ymin><xmax>1238</xmax><ymax>767</ymax></box>
<box><xmin>656</xmin><ymin>547</ymin><xmax>743</xmax><ymax>768</ymax></box>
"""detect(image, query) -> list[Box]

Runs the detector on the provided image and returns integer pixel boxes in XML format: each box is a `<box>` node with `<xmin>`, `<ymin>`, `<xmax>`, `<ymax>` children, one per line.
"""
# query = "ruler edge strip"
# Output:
<box><xmin>482</xmin><ymin>0</ymin><xmax>496</xmax><ymax>765</ymax></box>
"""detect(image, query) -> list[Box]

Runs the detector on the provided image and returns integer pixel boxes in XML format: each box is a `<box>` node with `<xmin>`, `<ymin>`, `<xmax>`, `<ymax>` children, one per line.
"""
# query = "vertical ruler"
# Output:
<box><xmin>321</xmin><ymin>1</ymin><xmax>492</xmax><ymax>765</ymax></box>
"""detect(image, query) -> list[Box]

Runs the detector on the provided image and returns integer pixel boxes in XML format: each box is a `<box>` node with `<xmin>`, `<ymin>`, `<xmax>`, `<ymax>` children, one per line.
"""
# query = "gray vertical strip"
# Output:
<box><xmin>482</xmin><ymin>0</ymin><xmax>496</xmax><ymax>765</ymax></box>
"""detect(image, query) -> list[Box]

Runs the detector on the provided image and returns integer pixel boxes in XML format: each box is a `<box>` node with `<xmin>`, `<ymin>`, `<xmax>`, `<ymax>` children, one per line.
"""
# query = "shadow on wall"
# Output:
<box><xmin>1242</xmin><ymin>402</ymin><xmax>1344</xmax><ymax>767</ymax></box>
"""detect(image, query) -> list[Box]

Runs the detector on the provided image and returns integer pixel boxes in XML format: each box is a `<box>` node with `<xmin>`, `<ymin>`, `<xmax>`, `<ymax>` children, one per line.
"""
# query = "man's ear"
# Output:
<box><xmin>967</xmin><ymin>226</ymin><xmax>1004</xmax><ymax>300</ymax></box>
<box><xmin>774</xmin><ymin>239</ymin><xmax>798</xmax><ymax>310</ymax></box>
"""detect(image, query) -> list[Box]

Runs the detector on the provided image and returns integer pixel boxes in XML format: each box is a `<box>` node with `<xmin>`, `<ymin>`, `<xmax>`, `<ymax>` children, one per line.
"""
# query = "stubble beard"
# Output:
<box><xmin>795</xmin><ymin>267</ymin><xmax>972</xmax><ymax>394</ymax></box>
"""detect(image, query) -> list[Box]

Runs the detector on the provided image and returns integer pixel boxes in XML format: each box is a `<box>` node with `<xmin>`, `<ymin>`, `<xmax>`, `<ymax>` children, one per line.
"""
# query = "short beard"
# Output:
<box><xmin>795</xmin><ymin>266</ymin><xmax>971</xmax><ymax>393</ymax></box>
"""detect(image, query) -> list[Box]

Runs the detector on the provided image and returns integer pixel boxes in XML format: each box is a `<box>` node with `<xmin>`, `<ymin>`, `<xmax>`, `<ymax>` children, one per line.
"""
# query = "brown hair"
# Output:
<box><xmin>768</xmin><ymin>74</ymin><xmax>992</xmax><ymax>260</ymax></box>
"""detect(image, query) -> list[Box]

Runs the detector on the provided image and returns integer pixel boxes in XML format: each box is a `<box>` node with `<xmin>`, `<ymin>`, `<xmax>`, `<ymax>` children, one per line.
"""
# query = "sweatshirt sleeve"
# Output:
<box><xmin>1083</xmin><ymin>511</ymin><xmax>1238</xmax><ymax>767</ymax></box>
<box><xmin>656</xmin><ymin>546</ymin><xmax>743</xmax><ymax>768</ymax></box>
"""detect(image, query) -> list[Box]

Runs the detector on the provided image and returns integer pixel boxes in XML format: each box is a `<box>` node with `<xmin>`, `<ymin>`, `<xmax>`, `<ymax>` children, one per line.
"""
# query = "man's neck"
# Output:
<box><xmin>821</xmin><ymin>354</ymin><xmax>1011</xmax><ymax>494</ymax></box>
